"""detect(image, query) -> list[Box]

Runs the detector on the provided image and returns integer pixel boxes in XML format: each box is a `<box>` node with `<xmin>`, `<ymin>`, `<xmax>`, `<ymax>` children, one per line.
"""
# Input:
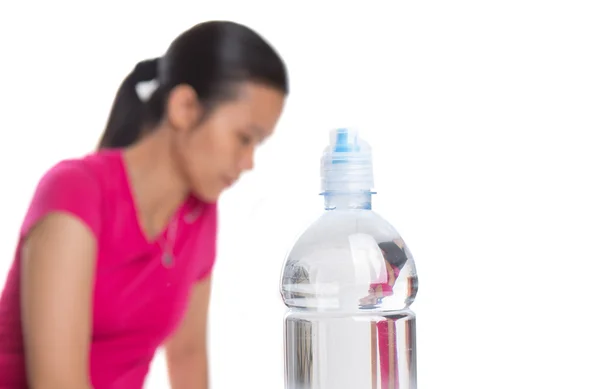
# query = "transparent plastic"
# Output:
<box><xmin>280</xmin><ymin>130</ymin><xmax>419</xmax><ymax>389</ymax></box>
<box><xmin>320</xmin><ymin>128</ymin><xmax>374</xmax><ymax>193</ymax></box>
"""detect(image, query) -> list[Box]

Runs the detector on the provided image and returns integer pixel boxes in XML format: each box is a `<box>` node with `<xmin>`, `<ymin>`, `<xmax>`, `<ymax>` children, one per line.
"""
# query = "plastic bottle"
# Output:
<box><xmin>280</xmin><ymin>128</ymin><xmax>419</xmax><ymax>389</ymax></box>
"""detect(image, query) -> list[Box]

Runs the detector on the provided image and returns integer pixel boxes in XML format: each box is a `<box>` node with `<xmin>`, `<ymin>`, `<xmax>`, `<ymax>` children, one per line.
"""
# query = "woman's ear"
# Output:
<box><xmin>165</xmin><ymin>84</ymin><xmax>203</xmax><ymax>133</ymax></box>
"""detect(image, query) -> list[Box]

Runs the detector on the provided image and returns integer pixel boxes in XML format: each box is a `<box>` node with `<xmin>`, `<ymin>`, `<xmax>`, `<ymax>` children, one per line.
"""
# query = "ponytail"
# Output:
<box><xmin>97</xmin><ymin>58</ymin><xmax>161</xmax><ymax>150</ymax></box>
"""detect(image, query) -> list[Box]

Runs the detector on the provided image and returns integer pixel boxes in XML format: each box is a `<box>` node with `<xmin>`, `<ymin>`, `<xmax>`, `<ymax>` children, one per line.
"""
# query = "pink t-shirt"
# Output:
<box><xmin>0</xmin><ymin>149</ymin><xmax>218</xmax><ymax>388</ymax></box>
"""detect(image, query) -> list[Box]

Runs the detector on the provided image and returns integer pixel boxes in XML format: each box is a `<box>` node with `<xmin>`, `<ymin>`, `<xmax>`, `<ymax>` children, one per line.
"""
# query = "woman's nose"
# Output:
<box><xmin>239</xmin><ymin>147</ymin><xmax>255</xmax><ymax>172</ymax></box>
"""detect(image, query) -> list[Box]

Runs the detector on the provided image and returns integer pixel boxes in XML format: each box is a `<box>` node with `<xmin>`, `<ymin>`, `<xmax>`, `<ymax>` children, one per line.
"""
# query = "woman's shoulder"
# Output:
<box><xmin>21</xmin><ymin>149</ymin><xmax>125</xmax><ymax>238</ymax></box>
<box><xmin>40</xmin><ymin>148</ymin><xmax>121</xmax><ymax>183</ymax></box>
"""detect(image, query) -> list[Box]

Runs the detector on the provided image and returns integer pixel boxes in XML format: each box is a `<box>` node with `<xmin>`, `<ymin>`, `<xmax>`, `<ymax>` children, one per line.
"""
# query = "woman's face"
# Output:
<box><xmin>168</xmin><ymin>82</ymin><xmax>285</xmax><ymax>202</ymax></box>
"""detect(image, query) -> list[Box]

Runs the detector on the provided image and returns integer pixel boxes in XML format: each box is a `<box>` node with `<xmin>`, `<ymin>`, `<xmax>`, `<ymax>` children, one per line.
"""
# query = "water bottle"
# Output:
<box><xmin>280</xmin><ymin>128</ymin><xmax>419</xmax><ymax>389</ymax></box>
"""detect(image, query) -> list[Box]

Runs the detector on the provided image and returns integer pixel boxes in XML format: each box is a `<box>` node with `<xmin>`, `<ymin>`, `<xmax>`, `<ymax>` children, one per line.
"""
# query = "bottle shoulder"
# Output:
<box><xmin>298</xmin><ymin>209</ymin><xmax>401</xmax><ymax>244</ymax></box>
<box><xmin>280</xmin><ymin>209</ymin><xmax>418</xmax><ymax>312</ymax></box>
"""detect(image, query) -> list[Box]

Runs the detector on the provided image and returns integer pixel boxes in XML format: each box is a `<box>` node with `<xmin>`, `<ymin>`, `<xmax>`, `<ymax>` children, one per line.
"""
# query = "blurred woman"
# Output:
<box><xmin>0</xmin><ymin>20</ymin><xmax>288</xmax><ymax>389</ymax></box>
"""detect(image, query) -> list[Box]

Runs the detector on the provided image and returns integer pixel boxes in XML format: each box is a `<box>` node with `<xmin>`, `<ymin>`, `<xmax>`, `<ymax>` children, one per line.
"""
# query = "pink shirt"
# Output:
<box><xmin>0</xmin><ymin>149</ymin><xmax>218</xmax><ymax>388</ymax></box>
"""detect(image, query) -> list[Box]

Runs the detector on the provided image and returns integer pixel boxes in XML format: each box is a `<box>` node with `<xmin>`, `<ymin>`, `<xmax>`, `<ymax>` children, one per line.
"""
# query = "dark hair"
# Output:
<box><xmin>97</xmin><ymin>21</ymin><xmax>288</xmax><ymax>150</ymax></box>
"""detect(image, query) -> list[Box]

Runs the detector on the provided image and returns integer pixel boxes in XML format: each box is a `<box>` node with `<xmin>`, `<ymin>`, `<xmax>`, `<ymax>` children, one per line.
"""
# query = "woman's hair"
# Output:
<box><xmin>97</xmin><ymin>21</ymin><xmax>288</xmax><ymax>150</ymax></box>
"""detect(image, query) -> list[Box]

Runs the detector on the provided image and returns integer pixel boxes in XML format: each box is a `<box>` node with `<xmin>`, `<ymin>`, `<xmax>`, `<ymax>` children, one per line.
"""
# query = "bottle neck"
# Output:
<box><xmin>322</xmin><ymin>191</ymin><xmax>373</xmax><ymax>210</ymax></box>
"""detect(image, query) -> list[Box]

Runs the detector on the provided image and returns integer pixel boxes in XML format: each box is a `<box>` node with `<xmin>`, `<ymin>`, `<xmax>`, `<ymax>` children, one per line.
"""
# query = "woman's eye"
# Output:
<box><xmin>238</xmin><ymin>133</ymin><xmax>252</xmax><ymax>145</ymax></box>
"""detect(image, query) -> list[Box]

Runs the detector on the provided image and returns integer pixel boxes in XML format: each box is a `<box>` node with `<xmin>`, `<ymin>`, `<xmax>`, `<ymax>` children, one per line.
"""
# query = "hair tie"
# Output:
<box><xmin>132</xmin><ymin>57</ymin><xmax>161</xmax><ymax>102</ymax></box>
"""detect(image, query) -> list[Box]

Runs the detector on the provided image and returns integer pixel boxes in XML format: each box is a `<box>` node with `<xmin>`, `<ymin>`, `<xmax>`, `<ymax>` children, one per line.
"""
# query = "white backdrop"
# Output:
<box><xmin>1</xmin><ymin>1</ymin><xmax>599</xmax><ymax>388</ymax></box>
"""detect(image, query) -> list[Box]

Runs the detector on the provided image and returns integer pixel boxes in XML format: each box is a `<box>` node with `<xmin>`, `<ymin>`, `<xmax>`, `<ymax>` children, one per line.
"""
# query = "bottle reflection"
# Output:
<box><xmin>361</xmin><ymin>238</ymin><xmax>415</xmax><ymax>389</ymax></box>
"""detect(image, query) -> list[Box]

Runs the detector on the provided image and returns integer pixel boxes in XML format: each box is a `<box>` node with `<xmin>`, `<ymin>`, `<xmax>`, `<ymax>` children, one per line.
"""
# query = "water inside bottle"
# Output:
<box><xmin>284</xmin><ymin>309</ymin><xmax>417</xmax><ymax>389</ymax></box>
<box><xmin>281</xmin><ymin>232</ymin><xmax>418</xmax><ymax>389</ymax></box>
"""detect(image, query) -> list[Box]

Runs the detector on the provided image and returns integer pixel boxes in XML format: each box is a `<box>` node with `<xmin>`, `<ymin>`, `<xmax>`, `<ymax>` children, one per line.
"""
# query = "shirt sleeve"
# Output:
<box><xmin>21</xmin><ymin>159</ymin><xmax>103</xmax><ymax>239</ymax></box>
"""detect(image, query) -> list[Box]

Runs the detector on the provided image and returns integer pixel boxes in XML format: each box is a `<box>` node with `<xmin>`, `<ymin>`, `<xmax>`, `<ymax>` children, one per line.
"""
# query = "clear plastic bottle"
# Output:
<box><xmin>280</xmin><ymin>129</ymin><xmax>419</xmax><ymax>389</ymax></box>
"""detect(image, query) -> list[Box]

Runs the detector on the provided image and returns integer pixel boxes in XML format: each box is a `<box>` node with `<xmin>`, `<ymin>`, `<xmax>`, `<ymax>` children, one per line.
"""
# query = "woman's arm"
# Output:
<box><xmin>21</xmin><ymin>212</ymin><xmax>96</xmax><ymax>389</ymax></box>
<box><xmin>164</xmin><ymin>276</ymin><xmax>212</xmax><ymax>389</ymax></box>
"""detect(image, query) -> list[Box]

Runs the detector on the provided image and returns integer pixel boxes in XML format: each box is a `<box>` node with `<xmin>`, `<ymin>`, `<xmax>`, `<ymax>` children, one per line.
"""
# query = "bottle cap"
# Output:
<box><xmin>320</xmin><ymin>128</ymin><xmax>374</xmax><ymax>193</ymax></box>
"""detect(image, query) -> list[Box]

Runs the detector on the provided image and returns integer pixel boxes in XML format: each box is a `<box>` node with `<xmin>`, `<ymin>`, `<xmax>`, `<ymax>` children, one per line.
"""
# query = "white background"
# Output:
<box><xmin>1</xmin><ymin>1</ymin><xmax>599</xmax><ymax>388</ymax></box>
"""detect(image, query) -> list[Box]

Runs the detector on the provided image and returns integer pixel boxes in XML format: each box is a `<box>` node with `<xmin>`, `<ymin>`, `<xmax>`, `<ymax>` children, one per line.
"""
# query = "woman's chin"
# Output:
<box><xmin>192</xmin><ymin>186</ymin><xmax>221</xmax><ymax>204</ymax></box>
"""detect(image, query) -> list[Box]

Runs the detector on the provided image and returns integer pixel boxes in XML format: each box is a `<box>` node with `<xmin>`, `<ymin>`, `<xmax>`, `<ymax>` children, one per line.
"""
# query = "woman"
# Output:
<box><xmin>0</xmin><ymin>20</ymin><xmax>288</xmax><ymax>388</ymax></box>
